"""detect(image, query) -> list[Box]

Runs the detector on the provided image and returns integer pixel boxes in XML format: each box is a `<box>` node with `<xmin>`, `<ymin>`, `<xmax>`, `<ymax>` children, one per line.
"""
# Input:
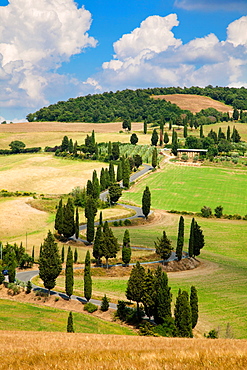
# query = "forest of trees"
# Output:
<box><xmin>27</xmin><ymin>86</ymin><xmax>247</xmax><ymax>123</ymax></box>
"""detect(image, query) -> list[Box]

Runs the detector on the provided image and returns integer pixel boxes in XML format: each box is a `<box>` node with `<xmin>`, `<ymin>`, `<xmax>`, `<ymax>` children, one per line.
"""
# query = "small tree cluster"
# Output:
<box><xmin>188</xmin><ymin>218</ymin><xmax>205</xmax><ymax>257</ymax></box>
<box><xmin>55</xmin><ymin>198</ymin><xmax>79</xmax><ymax>239</ymax></box>
<box><xmin>93</xmin><ymin>221</ymin><xmax>119</xmax><ymax>268</ymax></box>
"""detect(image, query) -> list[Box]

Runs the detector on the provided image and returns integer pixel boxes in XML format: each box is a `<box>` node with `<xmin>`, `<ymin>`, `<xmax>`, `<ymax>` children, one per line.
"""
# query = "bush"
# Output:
<box><xmin>201</xmin><ymin>206</ymin><xmax>212</xmax><ymax>218</ymax></box>
<box><xmin>124</xmin><ymin>219</ymin><xmax>132</xmax><ymax>226</ymax></box>
<box><xmin>116</xmin><ymin>301</ymin><xmax>144</xmax><ymax>325</ymax></box>
<box><xmin>139</xmin><ymin>322</ymin><xmax>157</xmax><ymax>336</ymax></box>
<box><xmin>35</xmin><ymin>289</ymin><xmax>49</xmax><ymax>298</ymax></box>
<box><xmin>113</xmin><ymin>221</ymin><xmax>119</xmax><ymax>227</ymax></box>
<box><xmin>205</xmin><ymin>329</ymin><xmax>218</xmax><ymax>339</ymax></box>
<box><xmin>153</xmin><ymin>317</ymin><xmax>176</xmax><ymax>337</ymax></box>
<box><xmin>84</xmin><ymin>302</ymin><xmax>98</xmax><ymax>313</ymax></box>
<box><xmin>26</xmin><ymin>281</ymin><xmax>32</xmax><ymax>294</ymax></box>
<box><xmin>101</xmin><ymin>294</ymin><xmax>110</xmax><ymax>312</ymax></box>
<box><xmin>7</xmin><ymin>283</ymin><xmax>21</xmax><ymax>296</ymax></box>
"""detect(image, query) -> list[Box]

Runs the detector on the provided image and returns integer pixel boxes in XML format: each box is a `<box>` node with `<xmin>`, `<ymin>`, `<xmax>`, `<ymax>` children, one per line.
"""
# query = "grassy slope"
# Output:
<box><xmin>123</xmin><ymin>163</ymin><xmax>247</xmax><ymax>216</ymax></box>
<box><xmin>0</xmin><ymin>299</ymin><xmax>134</xmax><ymax>335</ymax></box>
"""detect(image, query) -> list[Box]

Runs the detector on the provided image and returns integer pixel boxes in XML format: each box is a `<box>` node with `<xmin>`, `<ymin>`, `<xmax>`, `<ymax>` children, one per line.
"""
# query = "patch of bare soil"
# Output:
<box><xmin>0</xmin><ymin>122</ymin><xmax>143</xmax><ymax>133</ymax></box>
<box><xmin>152</xmin><ymin>94</ymin><xmax>232</xmax><ymax>113</ymax></box>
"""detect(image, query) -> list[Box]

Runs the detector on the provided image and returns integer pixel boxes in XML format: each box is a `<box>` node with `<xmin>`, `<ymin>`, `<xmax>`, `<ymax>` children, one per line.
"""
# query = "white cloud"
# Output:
<box><xmin>87</xmin><ymin>14</ymin><xmax>247</xmax><ymax>93</ymax></box>
<box><xmin>174</xmin><ymin>0</ymin><xmax>247</xmax><ymax>11</ymax></box>
<box><xmin>0</xmin><ymin>0</ymin><xmax>96</xmax><ymax>111</ymax></box>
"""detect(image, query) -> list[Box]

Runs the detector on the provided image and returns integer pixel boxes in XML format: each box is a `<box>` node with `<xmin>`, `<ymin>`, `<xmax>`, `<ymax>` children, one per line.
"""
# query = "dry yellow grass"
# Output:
<box><xmin>1</xmin><ymin>331</ymin><xmax>247</xmax><ymax>369</ymax></box>
<box><xmin>152</xmin><ymin>94</ymin><xmax>232</xmax><ymax>113</ymax></box>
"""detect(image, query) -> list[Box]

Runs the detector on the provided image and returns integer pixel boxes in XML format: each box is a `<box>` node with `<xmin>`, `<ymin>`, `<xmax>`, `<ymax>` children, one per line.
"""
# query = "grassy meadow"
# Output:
<box><xmin>0</xmin><ymin>299</ymin><xmax>134</xmax><ymax>335</ymax></box>
<box><xmin>123</xmin><ymin>163</ymin><xmax>247</xmax><ymax>216</ymax></box>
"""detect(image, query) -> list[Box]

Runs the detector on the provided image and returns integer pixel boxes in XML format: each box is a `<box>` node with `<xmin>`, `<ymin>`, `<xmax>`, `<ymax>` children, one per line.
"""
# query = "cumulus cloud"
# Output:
<box><xmin>174</xmin><ymin>0</ymin><xmax>247</xmax><ymax>11</ymax></box>
<box><xmin>87</xmin><ymin>14</ymin><xmax>247</xmax><ymax>93</ymax></box>
<box><xmin>0</xmin><ymin>0</ymin><xmax>96</xmax><ymax>111</ymax></box>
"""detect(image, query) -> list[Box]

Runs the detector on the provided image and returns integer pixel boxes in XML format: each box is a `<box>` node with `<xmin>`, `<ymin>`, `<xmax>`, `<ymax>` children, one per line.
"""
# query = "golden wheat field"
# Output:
<box><xmin>1</xmin><ymin>331</ymin><xmax>247</xmax><ymax>369</ymax></box>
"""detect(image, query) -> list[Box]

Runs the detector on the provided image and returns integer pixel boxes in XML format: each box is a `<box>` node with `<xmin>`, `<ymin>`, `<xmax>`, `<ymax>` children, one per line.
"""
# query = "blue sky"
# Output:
<box><xmin>0</xmin><ymin>0</ymin><xmax>247</xmax><ymax>121</ymax></box>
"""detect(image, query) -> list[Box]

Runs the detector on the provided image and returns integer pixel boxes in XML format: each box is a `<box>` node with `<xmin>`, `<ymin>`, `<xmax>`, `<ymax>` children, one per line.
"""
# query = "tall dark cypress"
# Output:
<box><xmin>93</xmin><ymin>225</ymin><xmax>103</xmax><ymax>266</ymax></box>
<box><xmin>193</xmin><ymin>221</ymin><xmax>205</xmax><ymax>257</ymax></box>
<box><xmin>67</xmin><ymin>311</ymin><xmax>74</xmax><ymax>333</ymax></box>
<box><xmin>39</xmin><ymin>231</ymin><xmax>62</xmax><ymax>293</ymax></box>
<box><xmin>122</xmin><ymin>158</ymin><xmax>130</xmax><ymax>188</ymax></box>
<box><xmin>116</xmin><ymin>161</ymin><xmax>123</xmax><ymax>182</ymax></box>
<box><xmin>100</xmin><ymin>167</ymin><xmax>106</xmax><ymax>191</ymax></box>
<box><xmin>86</xmin><ymin>180</ymin><xmax>93</xmax><ymax>197</ymax></box>
<box><xmin>74</xmin><ymin>248</ymin><xmax>78</xmax><ymax>264</ymax></box>
<box><xmin>92</xmin><ymin>170</ymin><xmax>100</xmax><ymax>199</ymax></box>
<box><xmin>176</xmin><ymin>216</ymin><xmax>184</xmax><ymax>261</ymax></box>
<box><xmin>153</xmin><ymin>266</ymin><xmax>172</xmax><ymax>324</ymax></box>
<box><xmin>126</xmin><ymin>261</ymin><xmax>145</xmax><ymax>313</ymax></box>
<box><xmin>141</xmin><ymin>269</ymin><xmax>156</xmax><ymax>319</ymax></box>
<box><xmin>101</xmin><ymin>221</ymin><xmax>119</xmax><ymax>269</ymax></box>
<box><xmin>155</xmin><ymin>230</ymin><xmax>173</xmax><ymax>263</ymax></box>
<box><xmin>190</xmin><ymin>286</ymin><xmax>198</xmax><ymax>329</ymax></box>
<box><xmin>85</xmin><ymin>196</ymin><xmax>97</xmax><ymax>244</ymax></box>
<box><xmin>65</xmin><ymin>246</ymin><xmax>74</xmax><ymax>298</ymax></box>
<box><xmin>188</xmin><ymin>218</ymin><xmax>195</xmax><ymax>257</ymax></box>
<box><xmin>63</xmin><ymin>198</ymin><xmax>75</xmax><ymax>239</ymax></box>
<box><xmin>109</xmin><ymin>161</ymin><xmax>115</xmax><ymax>183</ymax></box>
<box><xmin>152</xmin><ymin>147</ymin><xmax>158</xmax><ymax>168</ymax></box>
<box><xmin>144</xmin><ymin>119</ymin><xmax>147</xmax><ymax>134</ymax></box>
<box><xmin>142</xmin><ymin>186</ymin><xmax>151</xmax><ymax>219</ymax></box>
<box><xmin>75</xmin><ymin>207</ymin><xmax>79</xmax><ymax>239</ymax></box>
<box><xmin>84</xmin><ymin>250</ymin><xmax>92</xmax><ymax>302</ymax></box>
<box><xmin>55</xmin><ymin>199</ymin><xmax>63</xmax><ymax>235</ymax></box>
<box><xmin>61</xmin><ymin>245</ymin><xmax>65</xmax><ymax>264</ymax></box>
<box><xmin>122</xmin><ymin>229</ymin><xmax>131</xmax><ymax>266</ymax></box>
<box><xmin>174</xmin><ymin>290</ymin><xmax>193</xmax><ymax>338</ymax></box>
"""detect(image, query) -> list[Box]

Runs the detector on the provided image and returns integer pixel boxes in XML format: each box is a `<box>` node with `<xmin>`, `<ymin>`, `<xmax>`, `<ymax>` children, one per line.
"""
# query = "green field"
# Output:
<box><xmin>123</xmin><ymin>164</ymin><xmax>247</xmax><ymax>216</ymax></box>
<box><xmin>0</xmin><ymin>299</ymin><xmax>134</xmax><ymax>335</ymax></box>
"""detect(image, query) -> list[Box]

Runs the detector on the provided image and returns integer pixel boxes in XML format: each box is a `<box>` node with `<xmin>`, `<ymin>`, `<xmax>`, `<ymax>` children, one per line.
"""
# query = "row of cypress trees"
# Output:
<box><xmin>126</xmin><ymin>262</ymin><xmax>198</xmax><ymax>337</ymax></box>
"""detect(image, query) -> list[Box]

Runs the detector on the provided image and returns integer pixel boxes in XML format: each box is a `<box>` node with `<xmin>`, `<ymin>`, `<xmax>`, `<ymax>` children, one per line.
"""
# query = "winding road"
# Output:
<box><xmin>16</xmin><ymin>161</ymin><xmax>187</xmax><ymax>308</ymax></box>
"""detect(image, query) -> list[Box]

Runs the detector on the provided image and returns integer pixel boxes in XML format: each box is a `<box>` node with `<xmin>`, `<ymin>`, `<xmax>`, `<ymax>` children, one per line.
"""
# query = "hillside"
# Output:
<box><xmin>1</xmin><ymin>331</ymin><xmax>247</xmax><ymax>369</ymax></box>
<box><xmin>152</xmin><ymin>94</ymin><xmax>232</xmax><ymax>114</ymax></box>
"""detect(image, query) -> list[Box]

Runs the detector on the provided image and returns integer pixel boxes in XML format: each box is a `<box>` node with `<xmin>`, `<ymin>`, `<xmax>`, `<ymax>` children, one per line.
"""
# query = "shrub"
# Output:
<box><xmin>201</xmin><ymin>206</ymin><xmax>212</xmax><ymax>218</ymax></box>
<box><xmin>139</xmin><ymin>322</ymin><xmax>157</xmax><ymax>336</ymax></box>
<box><xmin>205</xmin><ymin>329</ymin><xmax>218</xmax><ymax>339</ymax></box>
<box><xmin>35</xmin><ymin>289</ymin><xmax>49</xmax><ymax>298</ymax></box>
<box><xmin>118</xmin><ymin>220</ymin><xmax>123</xmax><ymax>226</ymax></box>
<box><xmin>113</xmin><ymin>221</ymin><xmax>119</xmax><ymax>227</ymax></box>
<box><xmin>26</xmin><ymin>281</ymin><xmax>32</xmax><ymax>294</ymax></box>
<box><xmin>84</xmin><ymin>302</ymin><xmax>98</xmax><ymax>313</ymax></box>
<box><xmin>7</xmin><ymin>283</ymin><xmax>21</xmax><ymax>296</ymax></box>
<box><xmin>124</xmin><ymin>219</ymin><xmax>132</xmax><ymax>226</ymax></box>
<box><xmin>101</xmin><ymin>295</ymin><xmax>110</xmax><ymax>312</ymax></box>
<box><xmin>54</xmin><ymin>296</ymin><xmax>60</xmax><ymax>302</ymax></box>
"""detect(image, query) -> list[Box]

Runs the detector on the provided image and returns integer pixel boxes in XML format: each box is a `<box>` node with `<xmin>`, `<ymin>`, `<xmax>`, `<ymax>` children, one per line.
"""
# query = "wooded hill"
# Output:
<box><xmin>27</xmin><ymin>86</ymin><xmax>247</xmax><ymax>123</ymax></box>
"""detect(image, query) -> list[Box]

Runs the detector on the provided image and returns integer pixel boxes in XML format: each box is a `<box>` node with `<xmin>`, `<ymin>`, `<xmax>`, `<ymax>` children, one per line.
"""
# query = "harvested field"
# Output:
<box><xmin>0</xmin><ymin>121</ymin><xmax>143</xmax><ymax>133</ymax></box>
<box><xmin>0</xmin><ymin>331</ymin><xmax>247</xmax><ymax>369</ymax></box>
<box><xmin>152</xmin><ymin>94</ymin><xmax>232</xmax><ymax>113</ymax></box>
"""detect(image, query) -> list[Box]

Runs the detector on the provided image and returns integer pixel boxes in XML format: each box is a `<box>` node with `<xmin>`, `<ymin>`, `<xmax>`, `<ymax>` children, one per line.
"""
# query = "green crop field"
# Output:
<box><xmin>123</xmin><ymin>163</ymin><xmax>247</xmax><ymax>216</ymax></box>
<box><xmin>0</xmin><ymin>299</ymin><xmax>134</xmax><ymax>335</ymax></box>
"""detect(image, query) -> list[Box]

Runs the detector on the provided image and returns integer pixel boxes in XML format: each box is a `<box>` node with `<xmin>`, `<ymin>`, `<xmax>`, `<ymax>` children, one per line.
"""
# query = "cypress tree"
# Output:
<box><xmin>142</xmin><ymin>269</ymin><xmax>156</xmax><ymax>319</ymax></box>
<box><xmin>112</xmin><ymin>142</ymin><xmax>120</xmax><ymax>160</ymax></box>
<box><xmin>142</xmin><ymin>186</ymin><xmax>151</xmax><ymax>219</ymax></box>
<box><xmin>75</xmin><ymin>207</ymin><xmax>79</xmax><ymax>239</ymax></box>
<box><xmin>108</xmin><ymin>183</ymin><xmax>122</xmax><ymax>204</ymax></box>
<box><xmin>159</xmin><ymin>120</ymin><xmax>164</xmax><ymax>146</ymax></box>
<box><xmin>39</xmin><ymin>231</ymin><xmax>62</xmax><ymax>293</ymax></box>
<box><xmin>153</xmin><ymin>266</ymin><xmax>172</xmax><ymax>324</ymax></box>
<box><xmin>108</xmin><ymin>141</ymin><xmax>112</xmax><ymax>159</ymax></box>
<box><xmin>65</xmin><ymin>246</ymin><xmax>74</xmax><ymax>298</ymax></box>
<box><xmin>188</xmin><ymin>218</ymin><xmax>195</xmax><ymax>257</ymax></box>
<box><xmin>116</xmin><ymin>161</ymin><xmax>123</xmax><ymax>182</ymax></box>
<box><xmin>32</xmin><ymin>246</ymin><xmax>35</xmax><ymax>261</ymax></box>
<box><xmin>61</xmin><ymin>135</ymin><xmax>69</xmax><ymax>152</ymax></box>
<box><xmin>190</xmin><ymin>286</ymin><xmax>198</xmax><ymax>329</ymax></box>
<box><xmin>109</xmin><ymin>161</ymin><xmax>115</xmax><ymax>183</ymax></box>
<box><xmin>200</xmin><ymin>125</ymin><xmax>204</xmax><ymax>138</ymax></box>
<box><xmin>164</xmin><ymin>131</ymin><xmax>169</xmax><ymax>145</ymax></box>
<box><xmin>7</xmin><ymin>251</ymin><xmax>17</xmax><ymax>283</ymax></box>
<box><xmin>171</xmin><ymin>129</ymin><xmax>178</xmax><ymax>156</ymax></box>
<box><xmin>122</xmin><ymin>229</ymin><xmax>131</xmax><ymax>266</ymax></box>
<box><xmin>151</xmin><ymin>129</ymin><xmax>158</xmax><ymax>146</ymax></box>
<box><xmin>104</xmin><ymin>168</ymin><xmax>110</xmax><ymax>188</ymax></box>
<box><xmin>174</xmin><ymin>290</ymin><xmax>193</xmax><ymax>337</ymax></box>
<box><xmin>122</xmin><ymin>158</ymin><xmax>130</xmax><ymax>188</ymax></box>
<box><xmin>68</xmin><ymin>138</ymin><xmax>73</xmax><ymax>153</ymax></box>
<box><xmin>85</xmin><ymin>196</ymin><xmax>97</xmax><ymax>244</ymax></box>
<box><xmin>227</xmin><ymin>125</ymin><xmax>231</xmax><ymax>141</ymax></box>
<box><xmin>126</xmin><ymin>261</ymin><xmax>145</xmax><ymax>313</ymax></box>
<box><xmin>63</xmin><ymin>198</ymin><xmax>75</xmax><ymax>239</ymax></box>
<box><xmin>84</xmin><ymin>250</ymin><xmax>92</xmax><ymax>302</ymax></box>
<box><xmin>92</xmin><ymin>170</ymin><xmax>100</xmax><ymax>199</ymax></box>
<box><xmin>91</xmin><ymin>130</ymin><xmax>95</xmax><ymax>145</ymax></box>
<box><xmin>93</xmin><ymin>225</ymin><xmax>103</xmax><ymax>266</ymax></box>
<box><xmin>154</xmin><ymin>230</ymin><xmax>173</xmax><ymax>263</ymax></box>
<box><xmin>183</xmin><ymin>124</ymin><xmax>188</xmax><ymax>138</ymax></box>
<box><xmin>86</xmin><ymin>214</ymin><xmax>95</xmax><ymax>244</ymax></box>
<box><xmin>99</xmin><ymin>211</ymin><xmax>103</xmax><ymax>226</ymax></box>
<box><xmin>193</xmin><ymin>221</ymin><xmax>205</xmax><ymax>257</ymax></box>
<box><xmin>74</xmin><ymin>248</ymin><xmax>78</xmax><ymax>264</ymax></box>
<box><xmin>152</xmin><ymin>147</ymin><xmax>158</xmax><ymax>168</ymax></box>
<box><xmin>61</xmin><ymin>245</ymin><xmax>65</xmax><ymax>264</ymax></box>
<box><xmin>176</xmin><ymin>216</ymin><xmax>184</xmax><ymax>261</ymax></box>
<box><xmin>86</xmin><ymin>180</ymin><xmax>93</xmax><ymax>197</ymax></box>
<box><xmin>73</xmin><ymin>140</ymin><xmax>78</xmax><ymax>156</ymax></box>
<box><xmin>67</xmin><ymin>311</ymin><xmax>74</xmax><ymax>333</ymax></box>
<box><xmin>100</xmin><ymin>168</ymin><xmax>106</xmax><ymax>191</ymax></box>
<box><xmin>144</xmin><ymin>119</ymin><xmax>147</xmax><ymax>134</ymax></box>
<box><xmin>55</xmin><ymin>199</ymin><xmax>63</xmax><ymax>235</ymax></box>
<box><xmin>101</xmin><ymin>221</ymin><xmax>119</xmax><ymax>269</ymax></box>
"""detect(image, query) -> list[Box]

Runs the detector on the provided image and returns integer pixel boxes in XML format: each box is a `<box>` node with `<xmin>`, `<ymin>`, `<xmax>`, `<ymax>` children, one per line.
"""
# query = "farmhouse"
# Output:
<box><xmin>177</xmin><ymin>148</ymin><xmax>207</xmax><ymax>158</ymax></box>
